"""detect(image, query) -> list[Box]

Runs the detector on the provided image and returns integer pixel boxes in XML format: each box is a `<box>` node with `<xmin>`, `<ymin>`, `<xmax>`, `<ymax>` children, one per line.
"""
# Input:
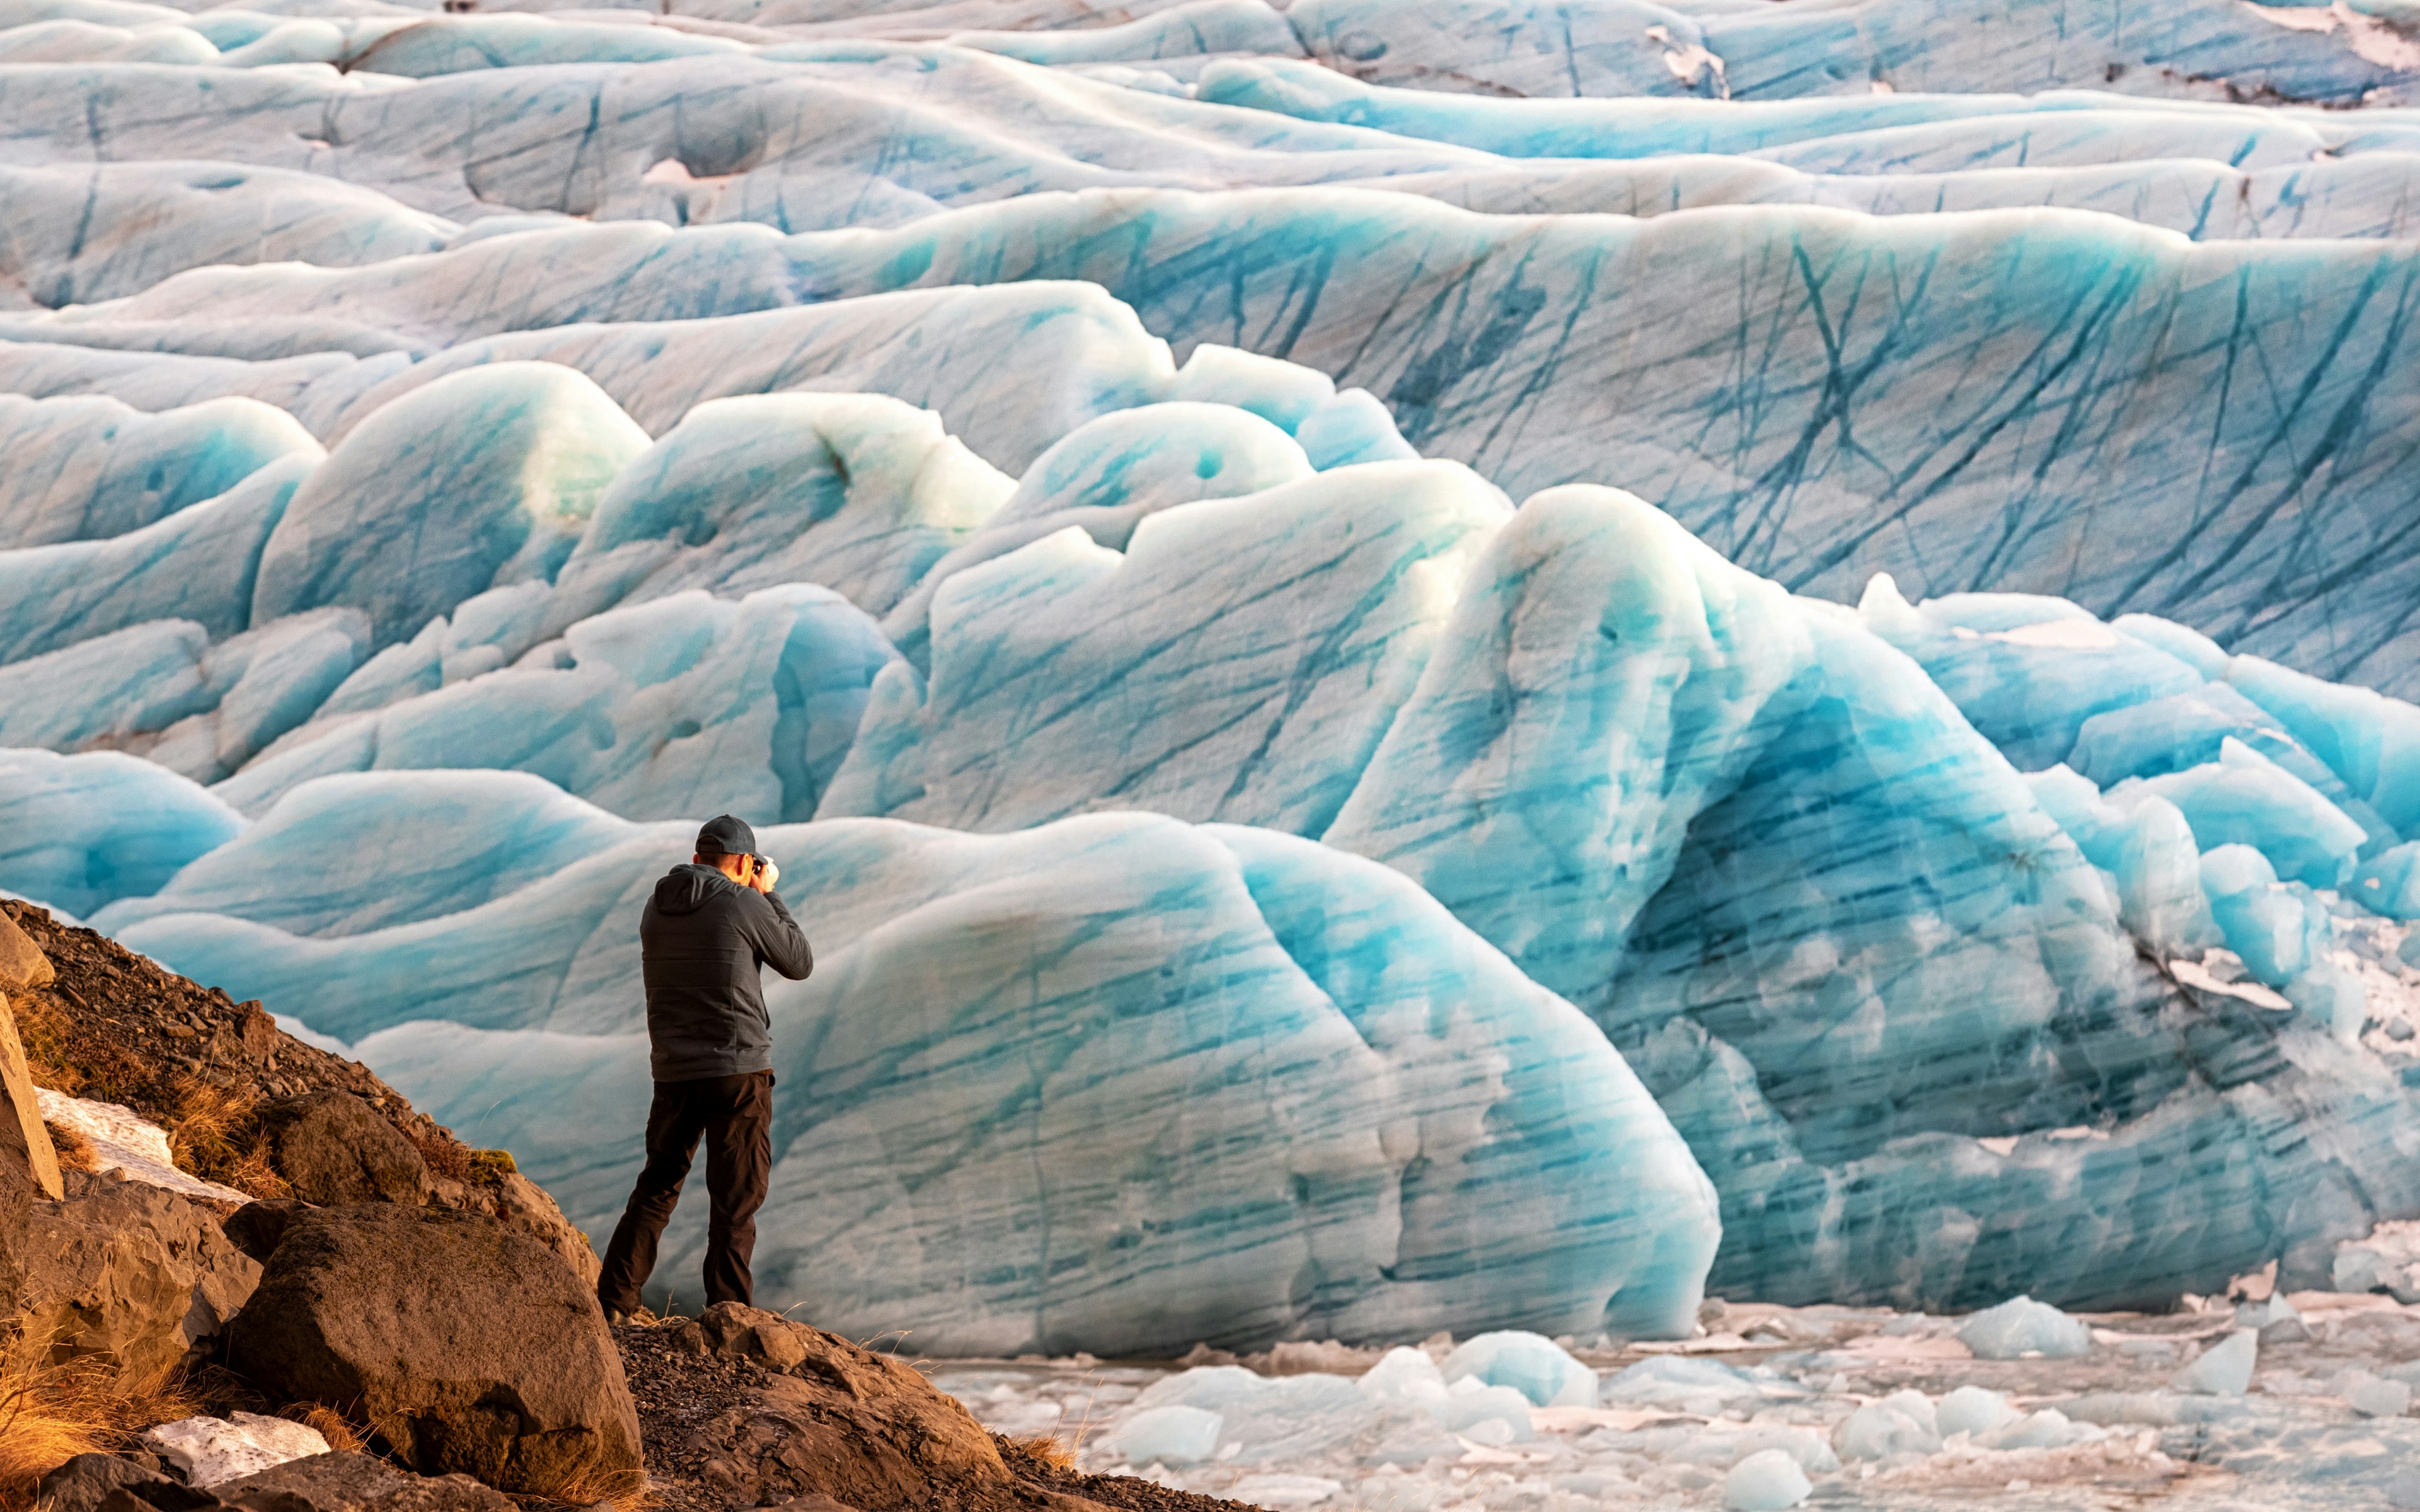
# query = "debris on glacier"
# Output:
<box><xmin>1723</xmin><ymin>1446</ymin><xmax>1811</xmax><ymax>1511</ymax></box>
<box><xmin>1953</xmin><ymin>1296</ymin><xmax>2092</xmax><ymax>1360</ymax></box>
<box><xmin>1439</xmin><ymin>1331</ymin><xmax>1598</xmax><ymax>1407</ymax></box>
<box><xmin>2170</xmin><ymin>1330</ymin><xmax>2259</xmax><ymax>1396</ymax></box>
<box><xmin>939</xmin><ymin>1290</ymin><xmax>2420</xmax><ymax>1511</ymax></box>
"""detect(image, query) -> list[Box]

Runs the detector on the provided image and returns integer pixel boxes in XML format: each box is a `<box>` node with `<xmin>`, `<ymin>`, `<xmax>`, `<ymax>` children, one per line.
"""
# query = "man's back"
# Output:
<box><xmin>640</xmin><ymin>862</ymin><xmax>814</xmax><ymax>1082</ymax></box>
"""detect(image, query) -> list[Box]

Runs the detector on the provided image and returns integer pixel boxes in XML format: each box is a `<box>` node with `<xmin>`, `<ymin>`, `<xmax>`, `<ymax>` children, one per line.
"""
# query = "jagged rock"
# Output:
<box><xmin>0</xmin><ymin>1170</ymin><xmax>27</xmax><ymax>1316</ymax></box>
<box><xmin>459</xmin><ymin>1167</ymin><xmax>599</xmax><ymax>1288</ymax></box>
<box><xmin>39</xmin><ymin>1454</ymin><xmax>180</xmax><ymax>1512</ymax></box>
<box><xmin>1</xmin><ymin>992</ymin><xmax>63</xmax><ymax>1200</ymax></box>
<box><xmin>684</xmin><ymin>1301</ymin><xmax>809</xmax><ymax>1370</ymax></box>
<box><xmin>226</xmin><ymin>1205</ymin><xmax>640</xmax><ymax>1495</ymax></box>
<box><xmin>216</xmin><ymin>1452</ymin><xmax>517</xmax><ymax>1512</ymax></box>
<box><xmin>91</xmin><ymin>1478</ymin><xmax>219</xmax><ymax>1512</ymax></box>
<box><xmin>84</xmin><ymin>1455</ymin><xmax>510</xmax><ymax>1512</ymax></box>
<box><xmin>21</xmin><ymin>1172</ymin><xmax>262</xmax><ymax>1380</ymax></box>
<box><xmin>0</xmin><ymin>903</ymin><xmax>594</xmax><ymax>1280</ymax></box>
<box><xmin>222</xmin><ymin>1198</ymin><xmax>310</xmax><ymax>1264</ymax></box>
<box><xmin>0</xmin><ymin>909</ymin><xmax>53</xmax><ymax>991</ymax></box>
<box><xmin>259</xmin><ymin>1091</ymin><xmax>433</xmax><ymax>1207</ymax></box>
<box><xmin>671</xmin><ymin>1303</ymin><xmax>1015</xmax><ymax>1512</ymax></box>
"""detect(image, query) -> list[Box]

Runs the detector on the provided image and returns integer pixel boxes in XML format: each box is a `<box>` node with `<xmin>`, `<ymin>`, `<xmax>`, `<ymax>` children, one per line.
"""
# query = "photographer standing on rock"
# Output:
<box><xmin>597</xmin><ymin>815</ymin><xmax>813</xmax><ymax>1322</ymax></box>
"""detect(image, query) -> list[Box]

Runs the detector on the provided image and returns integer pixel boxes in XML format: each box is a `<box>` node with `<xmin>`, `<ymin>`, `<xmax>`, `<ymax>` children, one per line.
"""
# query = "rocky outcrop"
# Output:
<box><xmin>673</xmin><ymin>1306</ymin><xmax>1010</xmax><ymax>1511</ymax></box>
<box><xmin>1</xmin><ymin>900</ymin><xmax>597</xmax><ymax>1281</ymax></box>
<box><xmin>221</xmin><ymin>1198</ymin><xmax>308</xmax><ymax>1264</ymax></box>
<box><xmin>635</xmin><ymin>1303</ymin><xmax>1245</xmax><ymax>1512</ymax></box>
<box><xmin>37</xmin><ymin>1454</ymin><xmax>184</xmax><ymax>1512</ymax></box>
<box><xmin>212</xmin><ymin>1452</ymin><xmax>517</xmax><ymax>1512</ymax></box>
<box><xmin>47</xmin><ymin>1452</ymin><xmax>515</xmax><ymax>1512</ymax></box>
<box><xmin>20</xmin><ymin>1171</ymin><xmax>262</xmax><ymax>1381</ymax></box>
<box><xmin>258</xmin><ymin>1092</ymin><xmax>434</xmax><ymax>1208</ymax></box>
<box><xmin>0</xmin><ymin>908</ymin><xmax>54</xmax><ymax>992</ymax></box>
<box><xmin>226</xmin><ymin>1205</ymin><xmax>642</xmax><ymax>1496</ymax></box>
<box><xmin>2</xmin><ymin>990</ymin><xmax>64</xmax><ymax>1200</ymax></box>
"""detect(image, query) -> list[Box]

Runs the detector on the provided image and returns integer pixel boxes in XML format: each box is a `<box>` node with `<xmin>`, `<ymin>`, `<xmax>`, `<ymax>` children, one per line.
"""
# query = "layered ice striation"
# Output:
<box><xmin>6</xmin><ymin>0</ymin><xmax>2420</xmax><ymax>1346</ymax></box>
<box><xmin>101</xmin><ymin>776</ymin><xmax>1719</xmax><ymax>1351</ymax></box>
<box><xmin>9</xmin><ymin>175</ymin><xmax>2419</xmax><ymax>694</ymax></box>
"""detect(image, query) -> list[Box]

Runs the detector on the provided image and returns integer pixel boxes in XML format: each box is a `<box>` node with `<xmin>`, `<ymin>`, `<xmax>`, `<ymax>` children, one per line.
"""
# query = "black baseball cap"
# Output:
<box><xmin>696</xmin><ymin>815</ymin><xmax>757</xmax><ymax>858</ymax></box>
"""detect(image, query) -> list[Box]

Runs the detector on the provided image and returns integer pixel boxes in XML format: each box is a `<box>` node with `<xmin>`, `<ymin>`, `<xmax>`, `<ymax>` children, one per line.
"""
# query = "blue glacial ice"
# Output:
<box><xmin>0</xmin><ymin>749</ymin><xmax>243</xmax><ymax>917</ymax></box>
<box><xmin>15</xmin><ymin>177</ymin><xmax>2420</xmax><ymax>694</ymax></box>
<box><xmin>8</xmin><ymin>0</ymin><xmax>2420</xmax><ymax>1358</ymax></box>
<box><xmin>104</xmin><ymin>780</ymin><xmax>1720</xmax><ymax>1351</ymax></box>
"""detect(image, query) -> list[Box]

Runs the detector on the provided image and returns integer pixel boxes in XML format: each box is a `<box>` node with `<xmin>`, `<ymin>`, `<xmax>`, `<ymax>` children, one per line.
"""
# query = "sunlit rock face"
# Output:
<box><xmin>5</xmin><ymin>0</ymin><xmax>2420</xmax><ymax>1349</ymax></box>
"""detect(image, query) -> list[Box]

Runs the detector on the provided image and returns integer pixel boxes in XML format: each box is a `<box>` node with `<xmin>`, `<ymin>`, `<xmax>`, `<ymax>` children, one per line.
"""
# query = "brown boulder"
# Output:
<box><xmin>226</xmin><ymin>1205</ymin><xmax>641</xmax><ymax>1496</ymax></box>
<box><xmin>38</xmin><ymin>1455</ymin><xmax>181</xmax><ymax>1512</ymax></box>
<box><xmin>670</xmin><ymin>1303</ymin><xmax>1013</xmax><ymax>1511</ymax></box>
<box><xmin>76</xmin><ymin>1453</ymin><xmax>513</xmax><ymax>1512</ymax></box>
<box><xmin>474</xmin><ymin>1169</ymin><xmax>601</xmax><ymax>1287</ymax></box>
<box><xmin>20</xmin><ymin>1172</ymin><xmax>262</xmax><ymax>1381</ymax></box>
<box><xmin>215</xmin><ymin>1452</ymin><xmax>516</xmax><ymax>1512</ymax></box>
<box><xmin>1</xmin><ymin>992</ymin><xmax>64</xmax><ymax>1200</ymax></box>
<box><xmin>259</xmin><ymin>1092</ymin><xmax>433</xmax><ymax>1207</ymax></box>
<box><xmin>222</xmin><ymin>1200</ymin><xmax>311</xmax><ymax>1265</ymax></box>
<box><xmin>0</xmin><ymin>908</ymin><xmax>54</xmax><ymax>991</ymax></box>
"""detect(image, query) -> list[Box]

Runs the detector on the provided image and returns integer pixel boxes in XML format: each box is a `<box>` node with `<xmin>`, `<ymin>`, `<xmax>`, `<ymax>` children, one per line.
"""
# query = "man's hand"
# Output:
<box><xmin>751</xmin><ymin>856</ymin><xmax>780</xmax><ymax>893</ymax></box>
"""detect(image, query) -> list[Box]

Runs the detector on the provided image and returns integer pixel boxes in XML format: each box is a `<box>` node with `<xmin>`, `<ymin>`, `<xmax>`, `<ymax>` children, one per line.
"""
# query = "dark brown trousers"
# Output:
<box><xmin>597</xmin><ymin>1069</ymin><xmax>773</xmax><ymax>1314</ymax></box>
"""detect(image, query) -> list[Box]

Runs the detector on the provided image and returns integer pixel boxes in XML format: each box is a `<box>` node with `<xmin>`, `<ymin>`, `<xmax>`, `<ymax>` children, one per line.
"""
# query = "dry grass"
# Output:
<box><xmin>42</xmin><ymin>1120</ymin><xmax>93</xmax><ymax>1173</ymax></box>
<box><xmin>159</xmin><ymin>1078</ymin><xmax>287</xmax><ymax>1201</ymax></box>
<box><xmin>0</xmin><ymin>1329</ymin><xmax>200</xmax><ymax>1512</ymax></box>
<box><xmin>278</xmin><ymin>1404</ymin><xmax>366</xmax><ymax>1455</ymax></box>
<box><xmin>1001</xmin><ymin>1435</ymin><xmax>1076</xmax><ymax>1471</ymax></box>
<box><xmin>408</xmin><ymin>1127</ymin><xmax>517</xmax><ymax>1191</ymax></box>
<box><xmin>10</xmin><ymin>987</ymin><xmax>285</xmax><ymax>1201</ymax></box>
<box><xmin>507</xmin><ymin>1461</ymin><xmax>654</xmax><ymax>1512</ymax></box>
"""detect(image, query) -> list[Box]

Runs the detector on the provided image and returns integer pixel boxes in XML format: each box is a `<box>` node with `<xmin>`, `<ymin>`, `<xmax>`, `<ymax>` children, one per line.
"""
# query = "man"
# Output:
<box><xmin>597</xmin><ymin>815</ymin><xmax>813</xmax><ymax>1322</ymax></box>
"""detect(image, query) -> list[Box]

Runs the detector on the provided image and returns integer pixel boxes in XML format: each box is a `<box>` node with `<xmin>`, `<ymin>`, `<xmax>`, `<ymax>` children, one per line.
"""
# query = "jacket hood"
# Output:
<box><xmin>653</xmin><ymin>862</ymin><xmax>738</xmax><ymax>917</ymax></box>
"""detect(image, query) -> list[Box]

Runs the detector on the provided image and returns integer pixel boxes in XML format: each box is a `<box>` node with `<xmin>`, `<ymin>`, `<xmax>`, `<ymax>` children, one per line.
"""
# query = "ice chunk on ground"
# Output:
<box><xmin>1435</xmin><ymin>1377</ymin><xmax>1534</xmax><ymax>1441</ymax></box>
<box><xmin>2343</xmin><ymin>1370</ymin><xmax>2413</xmax><ymax>1418</ymax></box>
<box><xmin>877</xmin><ymin>401</ymin><xmax>1312</xmax><ymax>668</ymax></box>
<box><xmin>1224</xmin><ymin>1474</ymin><xmax>1341</xmax><ymax>1509</ymax></box>
<box><xmin>1110</xmin><ymin>1405</ymin><xmax>1223</xmax><ymax>1465</ymax></box>
<box><xmin>1723</xmin><ymin>1448</ymin><xmax>1811</xmax><ymax>1511</ymax></box>
<box><xmin>1935</xmin><ymin>1385</ymin><xmax>2017</xmax><ymax>1436</ymax></box>
<box><xmin>1357</xmin><ymin>1347</ymin><xmax>1449</xmax><ymax>1411</ymax></box>
<box><xmin>2170</xmin><ymin>1329</ymin><xmax>2259</xmax><ymax>1395</ymax></box>
<box><xmin>1832</xmin><ymin>1396</ymin><xmax>1941</xmax><ymax>1460</ymax></box>
<box><xmin>1956</xmin><ymin>1296</ymin><xmax>2093</xmax><ymax>1360</ymax></box>
<box><xmin>1438</xmin><ymin>1331</ymin><xmax>1596</xmax><ymax>1407</ymax></box>
<box><xmin>1981</xmin><ymin>1407</ymin><xmax>2096</xmax><ymax>1450</ymax></box>
<box><xmin>142</xmin><ymin>1414</ymin><xmax>328</xmax><ymax>1487</ymax></box>
<box><xmin>1600</xmin><ymin>1356</ymin><xmax>1769</xmax><ymax>1409</ymax></box>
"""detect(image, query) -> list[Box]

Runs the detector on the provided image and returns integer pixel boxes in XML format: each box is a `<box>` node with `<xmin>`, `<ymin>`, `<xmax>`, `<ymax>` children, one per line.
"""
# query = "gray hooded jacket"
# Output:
<box><xmin>639</xmin><ymin>863</ymin><xmax>815</xmax><ymax>1081</ymax></box>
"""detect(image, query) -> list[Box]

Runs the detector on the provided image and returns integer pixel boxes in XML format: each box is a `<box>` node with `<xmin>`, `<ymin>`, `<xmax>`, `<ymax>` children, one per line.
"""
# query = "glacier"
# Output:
<box><xmin>101</xmin><ymin>781</ymin><xmax>1723</xmax><ymax>1353</ymax></box>
<box><xmin>3</xmin><ymin>0</ymin><xmax>2420</xmax><ymax>1365</ymax></box>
